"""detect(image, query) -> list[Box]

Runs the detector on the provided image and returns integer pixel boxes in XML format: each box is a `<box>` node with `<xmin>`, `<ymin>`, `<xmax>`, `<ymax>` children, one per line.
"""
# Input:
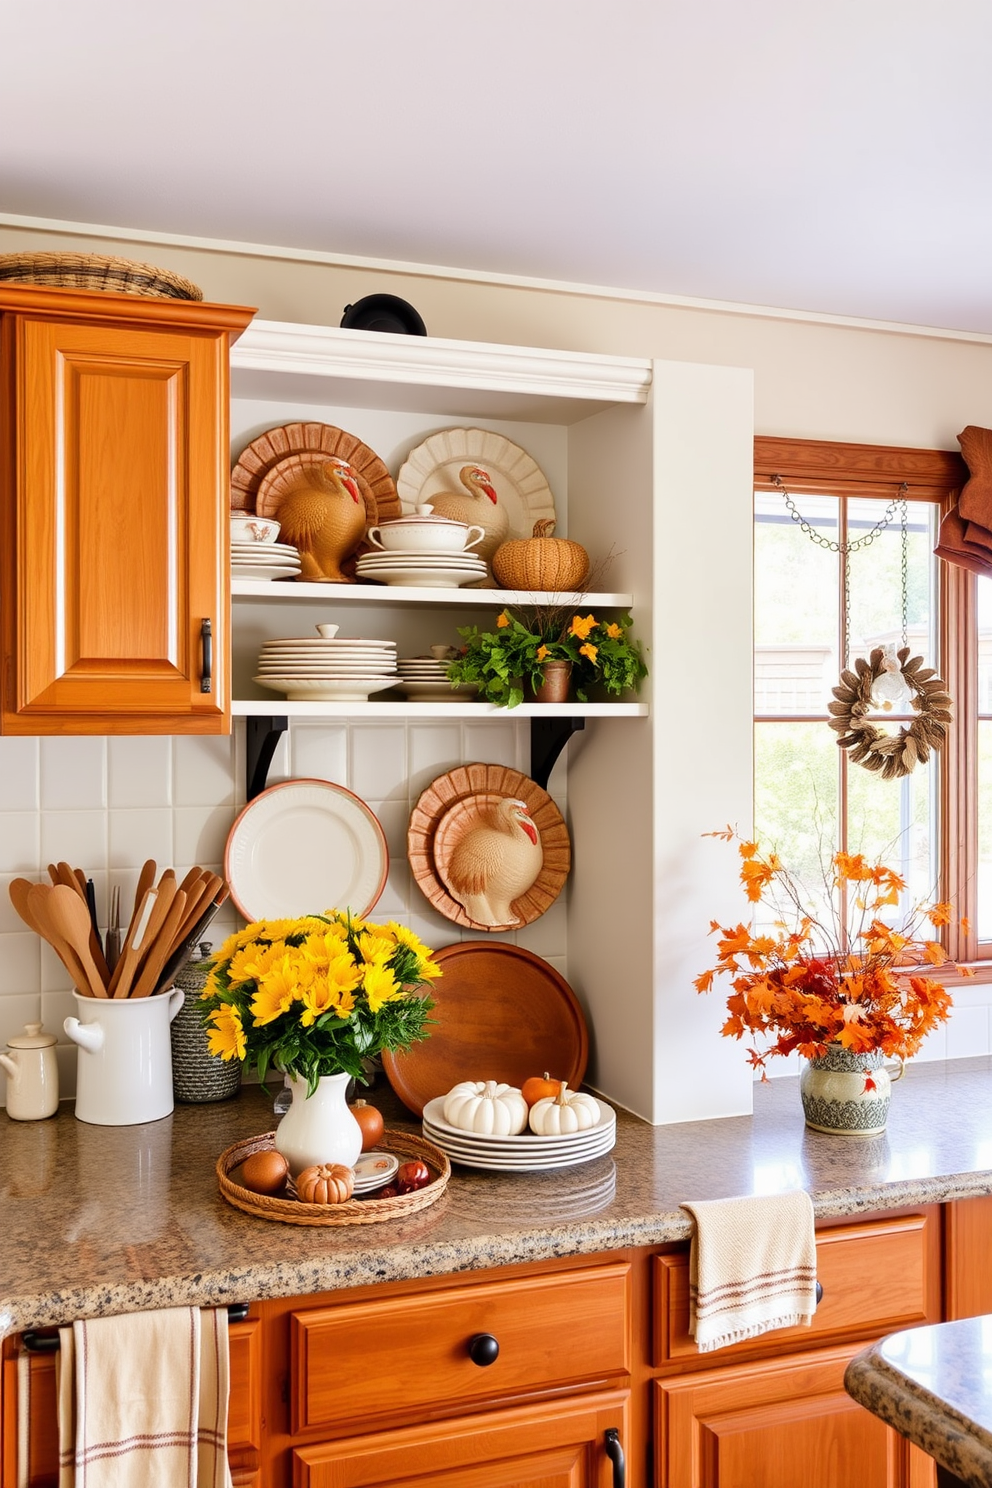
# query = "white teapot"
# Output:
<box><xmin>0</xmin><ymin>1022</ymin><xmax>59</xmax><ymax>1120</ymax></box>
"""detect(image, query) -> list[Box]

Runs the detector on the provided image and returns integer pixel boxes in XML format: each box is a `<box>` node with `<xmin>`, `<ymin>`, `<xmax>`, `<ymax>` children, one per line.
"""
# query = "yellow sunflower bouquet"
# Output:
<box><xmin>199</xmin><ymin>911</ymin><xmax>441</xmax><ymax>1093</ymax></box>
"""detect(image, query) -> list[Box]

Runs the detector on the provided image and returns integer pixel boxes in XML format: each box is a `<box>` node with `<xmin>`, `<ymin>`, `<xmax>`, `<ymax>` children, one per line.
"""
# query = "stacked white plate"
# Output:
<box><xmin>421</xmin><ymin>1096</ymin><xmax>617</xmax><ymax>1172</ymax></box>
<box><xmin>355</xmin><ymin>549</ymin><xmax>488</xmax><ymax>589</ymax></box>
<box><xmin>394</xmin><ymin>654</ymin><xmax>479</xmax><ymax>701</ymax></box>
<box><xmin>254</xmin><ymin>635</ymin><xmax>398</xmax><ymax>702</ymax></box>
<box><xmin>232</xmin><ymin>540</ymin><xmax>302</xmax><ymax>581</ymax></box>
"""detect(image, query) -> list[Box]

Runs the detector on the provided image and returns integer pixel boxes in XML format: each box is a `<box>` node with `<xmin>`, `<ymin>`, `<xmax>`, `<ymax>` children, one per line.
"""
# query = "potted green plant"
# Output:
<box><xmin>446</xmin><ymin>605</ymin><xmax>647</xmax><ymax>708</ymax></box>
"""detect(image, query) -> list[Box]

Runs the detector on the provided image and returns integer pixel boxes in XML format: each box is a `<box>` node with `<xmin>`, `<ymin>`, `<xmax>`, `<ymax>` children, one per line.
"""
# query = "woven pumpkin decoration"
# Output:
<box><xmin>492</xmin><ymin>520</ymin><xmax>590</xmax><ymax>592</ymax></box>
<box><xmin>296</xmin><ymin>1162</ymin><xmax>355</xmax><ymax>1205</ymax></box>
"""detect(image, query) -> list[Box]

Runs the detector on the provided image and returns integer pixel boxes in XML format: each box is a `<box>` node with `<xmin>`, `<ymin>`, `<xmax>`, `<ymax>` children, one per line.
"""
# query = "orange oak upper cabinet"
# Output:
<box><xmin>0</xmin><ymin>283</ymin><xmax>255</xmax><ymax>734</ymax></box>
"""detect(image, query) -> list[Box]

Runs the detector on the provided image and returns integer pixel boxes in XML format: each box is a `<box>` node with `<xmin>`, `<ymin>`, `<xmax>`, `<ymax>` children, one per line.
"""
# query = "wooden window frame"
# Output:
<box><xmin>754</xmin><ymin>435</ymin><xmax>984</xmax><ymax>971</ymax></box>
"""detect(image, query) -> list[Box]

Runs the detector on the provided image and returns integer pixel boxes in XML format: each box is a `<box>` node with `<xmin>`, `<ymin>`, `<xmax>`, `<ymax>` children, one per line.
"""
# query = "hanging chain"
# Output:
<box><xmin>900</xmin><ymin>498</ymin><xmax>909</xmax><ymax>650</ymax></box>
<box><xmin>770</xmin><ymin>475</ymin><xmax>910</xmax><ymax>668</ymax></box>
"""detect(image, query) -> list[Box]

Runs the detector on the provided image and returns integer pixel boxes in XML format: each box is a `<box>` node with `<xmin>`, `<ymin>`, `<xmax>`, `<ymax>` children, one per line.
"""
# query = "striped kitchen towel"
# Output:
<box><xmin>56</xmin><ymin>1306</ymin><xmax>232</xmax><ymax>1488</ymax></box>
<box><xmin>680</xmin><ymin>1190</ymin><xmax>817</xmax><ymax>1352</ymax></box>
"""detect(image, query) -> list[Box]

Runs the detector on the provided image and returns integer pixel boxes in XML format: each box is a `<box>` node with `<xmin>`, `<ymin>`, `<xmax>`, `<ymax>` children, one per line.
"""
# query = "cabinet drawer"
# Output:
<box><xmin>653</xmin><ymin>1210</ymin><xmax>939</xmax><ymax>1368</ymax></box>
<box><xmin>294</xmin><ymin>1389</ymin><xmax>630</xmax><ymax>1488</ymax></box>
<box><xmin>292</xmin><ymin>1262</ymin><xmax>630</xmax><ymax>1434</ymax></box>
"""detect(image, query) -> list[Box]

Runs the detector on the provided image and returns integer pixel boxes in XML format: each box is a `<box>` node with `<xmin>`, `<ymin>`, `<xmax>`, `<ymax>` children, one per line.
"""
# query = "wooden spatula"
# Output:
<box><xmin>43</xmin><ymin>885</ymin><xmax>110</xmax><ymax>999</ymax></box>
<box><xmin>23</xmin><ymin>883</ymin><xmax>97</xmax><ymax>997</ymax></box>
<box><xmin>109</xmin><ymin>887</ymin><xmax>158</xmax><ymax>999</ymax></box>
<box><xmin>129</xmin><ymin>891</ymin><xmax>189</xmax><ymax>999</ymax></box>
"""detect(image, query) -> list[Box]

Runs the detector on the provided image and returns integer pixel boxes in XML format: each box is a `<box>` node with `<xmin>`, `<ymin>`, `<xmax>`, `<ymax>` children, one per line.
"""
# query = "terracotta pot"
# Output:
<box><xmin>531</xmin><ymin>661</ymin><xmax>572</xmax><ymax>704</ymax></box>
<box><xmin>800</xmin><ymin>1043</ymin><xmax>904</xmax><ymax>1136</ymax></box>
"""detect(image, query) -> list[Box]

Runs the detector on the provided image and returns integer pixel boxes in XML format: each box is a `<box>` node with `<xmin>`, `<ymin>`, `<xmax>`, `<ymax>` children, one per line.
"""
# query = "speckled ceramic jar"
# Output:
<box><xmin>800</xmin><ymin>1044</ymin><xmax>904</xmax><ymax>1136</ymax></box>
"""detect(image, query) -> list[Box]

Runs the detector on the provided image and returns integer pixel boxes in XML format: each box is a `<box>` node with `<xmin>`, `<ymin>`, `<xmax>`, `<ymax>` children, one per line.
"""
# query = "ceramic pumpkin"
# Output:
<box><xmin>492</xmin><ymin>519</ymin><xmax>590</xmax><ymax>593</ymax></box>
<box><xmin>442</xmin><ymin>1079</ymin><xmax>529</xmax><ymax>1135</ymax></box>
<box><xmin>296</xmin><ymin>1162</ymin><xmax>355</xmax><ymax>1205</ymax></box>
<box><xmin>528</xmin><ymin>1081</ymin><xmax>601</xmax><ymax>1135</ymax></box>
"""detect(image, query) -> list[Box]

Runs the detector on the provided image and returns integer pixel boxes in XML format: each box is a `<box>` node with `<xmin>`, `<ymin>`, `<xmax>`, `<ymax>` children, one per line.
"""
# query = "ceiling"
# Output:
<box><xmin>3</xmin><ymin>1</ymin><xmax>991</xmax><ymax>333</ymax></box>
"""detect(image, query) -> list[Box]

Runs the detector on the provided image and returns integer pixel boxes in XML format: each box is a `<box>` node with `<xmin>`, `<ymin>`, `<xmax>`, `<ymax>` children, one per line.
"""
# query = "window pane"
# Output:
<box><xmin>754</xmin><ymin>721</ymin><xmax>839</xmax><ymax>931</ymax></box>
<box><xmin>978</xmin><ymin>722</ymin><xmax>992</xmax><ymax>941</ymax></box>
<box><xmin>754</xmin><ymin>492</ymin><xmax>837</xmax><ymax>714</ymax></box>
<box><xmin>978</xmin><ymin>575</ymin><xmax>992</xmax><ymax>714</ymax></box>
<box><xmin>846</xmin><ymin>750</ymin><xmax>936</xmax><ymax>914</ymax></box>
<box><xmin>847</xmin><ymin>501</ymin><xmax>937</xmax><ymax>671</ymax></box>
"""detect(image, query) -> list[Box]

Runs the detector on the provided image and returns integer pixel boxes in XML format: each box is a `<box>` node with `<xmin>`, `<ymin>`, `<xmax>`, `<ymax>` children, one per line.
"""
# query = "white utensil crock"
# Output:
<box><xmin>64</xmin><ymin>989</ymin><xmax>185</xmax><ymax>1125</ymax></box>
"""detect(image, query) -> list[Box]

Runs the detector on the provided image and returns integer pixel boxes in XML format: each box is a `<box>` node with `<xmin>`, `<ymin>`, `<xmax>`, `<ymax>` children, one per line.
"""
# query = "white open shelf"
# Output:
<box><xmin>231</xmin><ymin>698</ymin><xmax>648</xmax><ymax>720</ymax></box>
<box><xmin>232</xmin><ymin>578</ymin><xmax>635</xmax><ymax>607</ymax></box>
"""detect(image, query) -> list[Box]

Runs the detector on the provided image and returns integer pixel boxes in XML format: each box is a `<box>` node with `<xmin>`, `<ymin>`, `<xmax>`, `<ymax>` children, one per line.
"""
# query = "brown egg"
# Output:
<box><xmin>240</xmin><ymin>1149</ymin><xmax>290</xmax><ymax>1196</ymax></box>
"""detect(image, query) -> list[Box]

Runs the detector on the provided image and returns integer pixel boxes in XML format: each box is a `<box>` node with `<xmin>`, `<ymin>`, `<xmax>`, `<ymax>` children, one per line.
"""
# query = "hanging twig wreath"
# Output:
<box><xmin>828</xmin><ymin>647</ymin><xmax>951</xmax><ymax>779</ymax></box>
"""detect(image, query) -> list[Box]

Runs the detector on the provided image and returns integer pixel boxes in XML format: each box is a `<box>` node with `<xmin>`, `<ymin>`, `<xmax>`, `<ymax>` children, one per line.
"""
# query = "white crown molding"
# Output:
<box><xmin>232</xmin><ymin>319</ymin><xmax>652</xmax><ymax>405</ymax></box>
<box><xmin>2</xmin><ymin>210</ymin><xmax>992</xmax><ymax>347</ymax></box>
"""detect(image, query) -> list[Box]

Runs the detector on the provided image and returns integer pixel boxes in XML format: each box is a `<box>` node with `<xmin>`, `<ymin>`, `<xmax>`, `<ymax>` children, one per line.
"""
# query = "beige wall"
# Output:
<box><xmin>2</xmin><ymin>220</ymin><xmax>991</xmax><ymax>450</ymax></box>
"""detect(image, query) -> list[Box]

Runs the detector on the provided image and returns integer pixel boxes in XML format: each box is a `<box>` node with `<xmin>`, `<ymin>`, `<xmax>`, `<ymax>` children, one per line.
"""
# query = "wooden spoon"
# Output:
<box><xmin>23</xmin><ymin>884</ymin><xmax>97</xmax><ymax>996</ymax></box>
<box><xmin>109</xmin><ymin>887</ymin><xmax>158</xmax><ymax>999</ymax></box>
<box><xmin>43</xmin><ymin>885</ymin><xmax>109</xmax><ymax>998</ymax></box>
<box><xmin>54</xmin><ymin>861</ymin><xmax>111</xmax><ymax>986</ymax></box>
<box><xmin>129</xmin><ymin>890</ymin><xmax>188</xmax><ymax>999</ymax></box>
<box><xmin>132</xmin><ymin>859</ymin><xmax>157</xmax><ymax>923</ymax></box>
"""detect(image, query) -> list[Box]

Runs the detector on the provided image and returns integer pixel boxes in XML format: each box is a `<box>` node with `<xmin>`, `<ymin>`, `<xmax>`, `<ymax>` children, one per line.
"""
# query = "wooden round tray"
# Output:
<box><xmin>216</xmin><ymin>1129</ymin><xmax>450</xmax><ymax>1226</ymax></box>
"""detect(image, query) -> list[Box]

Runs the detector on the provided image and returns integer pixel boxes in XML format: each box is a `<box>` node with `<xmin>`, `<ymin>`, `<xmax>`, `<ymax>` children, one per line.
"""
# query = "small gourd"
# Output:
<box><xmin>442</xmin><ymin>1079</ymin><xmax>529</xmax><ymax>1135</ymax></box>
<box><xmin>296</xmin><ymin>1162</ymin><xmax>355</xmax><ymax>1205</ymax></box>
<box><xmin>528</xmin><ymin>1081</ymin><xmax>601</xmax><ymax>1135</ymax></box>
<box><xmin>492</xmin><ymin>519</ymin><xmax>590</xmax><ymax>593</ymax></box>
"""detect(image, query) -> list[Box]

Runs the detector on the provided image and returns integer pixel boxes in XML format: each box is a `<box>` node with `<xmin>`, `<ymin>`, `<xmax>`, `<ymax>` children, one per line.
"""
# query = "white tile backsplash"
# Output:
<box><xmin>0</xmin><ymin>715</ymin><xmax>574</xmax><ymax>1106</ymax></box>
<box><xmin>0</xmin><ymin>738</ymin><xmax>39</xmax><ymax>812</ymax></box>
<box><xmin>108</xmin><ymin>736</ymin><xmax>173</xmax><ymax>808</ymax></box>
<box><xmin>40</xmin><ymin>736</ymin><xmax>107</xmax><ymax>811</ymax></box>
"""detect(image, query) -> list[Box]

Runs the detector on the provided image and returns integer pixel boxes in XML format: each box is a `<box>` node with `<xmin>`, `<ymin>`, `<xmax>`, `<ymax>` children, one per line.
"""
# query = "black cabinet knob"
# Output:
<box><xmin>815</xmin><ymin>1280</ymin><xmax>824</xmax><ymax>1306</ymax></box>
<box><xmin>468</xmin><ymin>1332</ymin><xmax>500</xmax><ymax>1366</ymax></box>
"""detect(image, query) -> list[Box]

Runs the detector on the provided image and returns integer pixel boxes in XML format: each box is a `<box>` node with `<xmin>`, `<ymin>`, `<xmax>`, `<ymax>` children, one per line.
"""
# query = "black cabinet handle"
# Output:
<box><xmin>815</xmin><ymin>1280</ymin><xmax>823</xmax><ymax>1306</ymax></box>
<box><xmin>604</xmin><ymin>1428</ymin><xmax>625</xmax><ymax>1487</ymax></box>
<box><xmin>468</xmin><ymin>1332</ymin><xmax>500</xmax><ymax>1366</ymax></box>
<box><xmin>200</xmin><ymin>618</ymin><xmax>213</xmax><ymax>694</ymax></box>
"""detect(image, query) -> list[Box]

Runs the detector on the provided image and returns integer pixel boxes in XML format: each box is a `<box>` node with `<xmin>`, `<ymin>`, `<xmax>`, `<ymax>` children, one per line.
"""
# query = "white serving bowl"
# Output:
<box><xmin>367</xmin><ymin>504</ymin><xmax>483</xmax><ymax>554</ymax></box>
<box><xmin>230</xmin><ymin>514</ymin><xmax>281</xmax><ymax>544</ymax></box>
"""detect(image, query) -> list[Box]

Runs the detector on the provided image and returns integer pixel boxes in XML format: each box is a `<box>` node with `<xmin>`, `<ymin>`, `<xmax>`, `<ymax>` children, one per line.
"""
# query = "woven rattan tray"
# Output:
<box><xmin>216</xmin><ymin>1128</ymin><xmax>450</xmax><ymax>1226</ymax></box>
<box><xmin>0</xmin><ymin>252</ymin><xmax>203</xmax><ymax>301</ymax></box>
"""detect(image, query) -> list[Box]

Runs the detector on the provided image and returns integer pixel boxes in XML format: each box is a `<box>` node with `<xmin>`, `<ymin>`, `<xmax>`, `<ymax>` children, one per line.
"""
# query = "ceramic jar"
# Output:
<box><xmin>274</xmin><ymin>1071</ymin><xmax>362</xmax><ymax>1176</ymax></box>
<box><xmin>64</xmin><ymin>989</ymin><xmax>184</xmax><ymax>1125</ymax></box>
<box><xmin>0</xmin><ymin>1022</ymin><xmax>59</xmax><ymax>1120</ymax></box>
<box><xmin>800</xmin><ymin>1043</ymin><xmax>904</xmax><ymax>1135</ymax></box>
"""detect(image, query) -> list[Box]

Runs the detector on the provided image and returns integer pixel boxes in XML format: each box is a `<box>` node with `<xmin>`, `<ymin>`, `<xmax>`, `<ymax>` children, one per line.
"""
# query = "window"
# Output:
<box><xmin>753</xmin><ymin>437</ymin><xmax>981</xmax><ymax>966</ymax></box>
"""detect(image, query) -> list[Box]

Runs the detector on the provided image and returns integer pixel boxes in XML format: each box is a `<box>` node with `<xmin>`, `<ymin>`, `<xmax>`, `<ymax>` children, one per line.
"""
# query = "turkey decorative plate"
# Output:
<box><xmin>231</xmin><ymin>422</ymin><xmax>400</xmax><ymax>578</ymax></box>
<box><xmin>396</xmin><ymin>429</ymin><xmax>556</xmax><ymax>542</ymax></box>
<box><xmin>382</xmin><ymin>942</ymin><xmax>588</xmax><ymax>1117</ymax></box>
<box><xmin>407</xmin><ymin>763</ymin><xmax>570</xmax><ymax>931</ymax></box>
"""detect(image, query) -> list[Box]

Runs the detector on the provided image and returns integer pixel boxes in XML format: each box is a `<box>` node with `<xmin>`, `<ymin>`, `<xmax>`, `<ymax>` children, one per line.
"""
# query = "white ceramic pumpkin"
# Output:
<box><xmin>528</xmin><ymin>1081</ymin><xmax>601</xmax><ymax>1135</ymax></box>
<box><xmin>442</xmin><ymin>1079</ymin><xmax>529</xmax><ymax>1135</ymax></box>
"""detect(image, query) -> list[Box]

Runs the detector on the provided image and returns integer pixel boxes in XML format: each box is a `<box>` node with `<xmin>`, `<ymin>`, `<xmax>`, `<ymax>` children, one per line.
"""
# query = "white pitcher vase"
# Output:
<box><xmin>274</xmin><ymin>1071</ymin><xmax>362</xmax><ymax>1176</ymax></box>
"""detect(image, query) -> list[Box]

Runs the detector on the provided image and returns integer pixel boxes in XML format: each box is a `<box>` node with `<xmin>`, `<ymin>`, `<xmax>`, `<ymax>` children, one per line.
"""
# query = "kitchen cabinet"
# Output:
<box><xmin>0</xmin><ymin>282</ymin><xmax>254</xmax><ymax>735</ymax></box>
<box><xmin>1</xmin><ymin>1312</ymin><xmax>262</xmax><ymax>1486</ymax></box>
<box><xmin>2</xmin><ymin>1199</ymin><xmax>981</xmax><ymax>1488</ymax></box>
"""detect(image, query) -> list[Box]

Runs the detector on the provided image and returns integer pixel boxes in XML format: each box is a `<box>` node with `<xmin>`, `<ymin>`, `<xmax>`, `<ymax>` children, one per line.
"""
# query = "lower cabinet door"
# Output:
<box><xmin>655</xmin><ymin>1344</ymin><xmax>933</xmax><ymax>1488</ymax></box>
<box><xmin>293</xmin><ymin>1389</ymin><xmax>629</xmax><ymax>1488</ymax></box>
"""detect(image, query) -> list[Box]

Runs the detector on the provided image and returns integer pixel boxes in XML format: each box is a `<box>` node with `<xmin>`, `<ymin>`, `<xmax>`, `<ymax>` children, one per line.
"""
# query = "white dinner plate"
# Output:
<box><xmin>421</xmin><ymin>1096</ymin><xmax>614</xmax><ymax>1150</ymax></box>
<box><xmin>232</xmin><ymin>566</ymin><xmax>302</xmax><ymax>580</ymax></box>
<box><xmin>225</xmin><ymin>779</ymin><xmax>388</xmax><ymax>922</ymax></box>
<box><xmin>426</xmin><ymin>1137</ymin><xmax>616</xmax><ymax>1173</ymax></box>
<box><xmin>231</xmin><ymin>542</ymin><xmax>299</xmax><ymax>556</ymax></box>
<box><xmin>260</xmin><ymin>638</ymin><xmax>395</xmax><ymax>649</ymax></box>
<box><xmin>254</xmin><ymin>676</ymin><xmax>399</xmax><ymax>701</ymax></box>
<box><xmin>419</xmin><ymin>1118</ymin><xmax>612</xmax><ymax>1154</ymax></box>
<box><xmin>357</xmin><ymin>569</ymin><xmax>488</xmax><ymax>589</ymax></box>
<box><xmin>357</xmin><ymin>553</ymin><xmax>487</xmax><ymax>569</ymax></box>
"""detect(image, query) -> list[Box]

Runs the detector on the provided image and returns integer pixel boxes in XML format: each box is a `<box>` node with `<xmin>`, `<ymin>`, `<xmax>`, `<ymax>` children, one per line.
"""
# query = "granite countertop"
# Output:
<box><xmin>846</xmin><ymin>1318</ymin><xmax>992</xmax><ymax>1488</ymax></box>
<box><xmin>4</xmin><ymin>1055</ymin><xmax>992</xmax><ymax>1340</ymax></box>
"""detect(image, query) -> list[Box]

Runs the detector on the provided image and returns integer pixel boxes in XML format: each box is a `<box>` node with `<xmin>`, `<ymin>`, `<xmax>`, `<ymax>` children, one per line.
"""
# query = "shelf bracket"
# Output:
<box><xmin>529</xmin><ymin>716</ymin><xmax>585</xmax><ymax>791</ymax></box>
<box><xmin>246</xmin><ymin>715</ymin><xmax>288</xmax><ymax>801</ymax></box>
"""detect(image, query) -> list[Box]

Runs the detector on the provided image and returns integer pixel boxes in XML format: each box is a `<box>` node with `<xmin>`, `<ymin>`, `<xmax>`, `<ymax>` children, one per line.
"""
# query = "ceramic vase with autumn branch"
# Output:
<box><xmin>799</xmin><ymin>1043</ymin><xmax>905</xmax><ymax>1136</ymax></box>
